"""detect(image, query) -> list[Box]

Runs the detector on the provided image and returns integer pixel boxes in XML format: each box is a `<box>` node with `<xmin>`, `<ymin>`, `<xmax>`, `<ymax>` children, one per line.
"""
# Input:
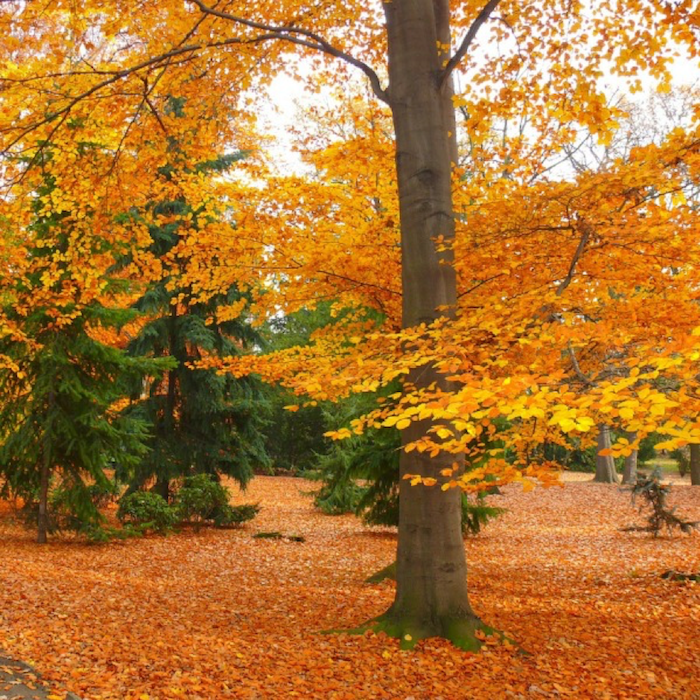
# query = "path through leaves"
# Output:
<box><xmin>1</xmin><ymin>475</ymin><xmax>698</xmax><ymax>699</ymax></box>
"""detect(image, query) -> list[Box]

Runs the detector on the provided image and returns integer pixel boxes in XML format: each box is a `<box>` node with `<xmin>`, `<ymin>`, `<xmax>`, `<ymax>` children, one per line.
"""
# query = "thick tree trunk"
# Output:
<box><xmin>621</xmin><ymin>432</ymin><xmax>638</xmax><ymax>485</ymax></box>
<box><xmin>690</xmin><ymin>444</ymin><xmax>700</xmax><ymax>486</ymax></box>
<box><xmin>374</xmin><ymin>0</ymin><xmax>491</xmax><ymax>649</ymax></box>
<box><xmin>594</xmin><ymin>424</ymin><xmax>618</xmax><ymax>483</ymax></box>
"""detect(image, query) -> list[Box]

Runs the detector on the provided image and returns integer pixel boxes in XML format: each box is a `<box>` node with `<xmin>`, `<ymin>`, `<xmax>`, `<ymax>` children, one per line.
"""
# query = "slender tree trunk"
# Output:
<box><xmin>621</xmin><ymin>431</ymin><xmax>638</xmax><ymax>485</ymax></box>
<box><xmin>374</xmin><ymin>0</ymin><xmax>490</xmax><ymax>649</ymax></box>
<box><xmin>37</xmin><ymin>446</ymin><xmax>50</xmax><ymax>544</ymax></box>
<box><xmin>37</xmin><ymin>391</ymin><xmax>54</xmax><ymax>544</ymax></box>
<box><xmin>690</xmin><ymin>444</ymin><xmax>700</xmax><ymax>486</ymax></box>
<box><xmin>594</xmin><ymin>424</ymin><xmax>618</xmax><ymax>483</ymax></box>
<box><xmin>156</xmin><ymin>304</ymin><xmax>180</xmax><ymax>497</ymax></box>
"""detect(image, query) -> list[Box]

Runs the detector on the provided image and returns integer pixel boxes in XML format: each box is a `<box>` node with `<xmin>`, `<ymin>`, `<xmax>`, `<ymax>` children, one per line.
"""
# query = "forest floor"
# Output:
<box><xmin>0</xmin><ymin>473</ymin><xmax>698</xmax><ymax>700</ymax></box>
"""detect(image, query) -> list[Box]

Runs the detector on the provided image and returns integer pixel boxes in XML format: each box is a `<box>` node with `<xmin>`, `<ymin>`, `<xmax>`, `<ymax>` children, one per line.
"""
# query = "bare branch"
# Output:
<box><xmin>188</xmin><ymin>0</ymin><xmax>389</xmax><ymax>104</ymax></box>
<box><xmin>567</xmin><ymin>342</ymin><xmax>594</xmax><ymax>386</ymax></box>
<box><xmin>556</xmin><ymin>220</ymin><xmax>592</xmax><ymax>297</ymax></box>
<box><xmin>439</xmin><ymin>0</ymin><xmax>502</xmax><ymax>88</ymax></box>
<box><xmin>457</xmin><ymin>272</ymin><xmax>505</xmax><ymax>299</ymax></box>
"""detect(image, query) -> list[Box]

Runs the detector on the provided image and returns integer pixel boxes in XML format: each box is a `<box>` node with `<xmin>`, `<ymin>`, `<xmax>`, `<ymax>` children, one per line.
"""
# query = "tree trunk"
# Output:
<box><xmin>690</xmin><ymin>444</ymin><xmax>700</xmax><ymax>486</ymax></box>
<box><xmin>373</xmin><ymin>0</ymin><xmax>491</xmax><ymax>650</ymax></box>
<box><xmin>621</xmin><ymin>431</ymin><xmax>638</xmax><ymax>485</ymax></box>
<box><xmin>594</xmin><ymin>424</ymin><xmax>618</xmax><ymax>483</ymax></box>
<box><xmin>37</xmin><ymin>446</ymin><xmax>50</xmax><ymax>544</ymax></box>
<box><xmin>37</xmin><ymin>390</ymin><xmax>55</xmax><ymax>544</ymax></box>
<box><xmin>151</xmin><ymin>475</ymin><xmax>170</xmax><ymax>501</ymax></box>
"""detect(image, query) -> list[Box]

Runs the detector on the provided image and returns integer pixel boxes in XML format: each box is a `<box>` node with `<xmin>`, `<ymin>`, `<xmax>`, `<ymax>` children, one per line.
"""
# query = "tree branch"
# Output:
<box><xmin>556</xmin><ymin>220</ymin><xmax>592</xmax><ymax>298</ymax></box>
<box><xmin>439</xmin><ymin>0</ymin><xmax>502</xmax><ymax>88</ymax></box>
<box><xmin>567</xmin><ymin>341</ymin><xmax>593</xmax><ymax>386</ymax></box>
<box><xmin>188</xmin><ymin>0</ymin><xmax>389</xmax><ymax>104</ymax></box>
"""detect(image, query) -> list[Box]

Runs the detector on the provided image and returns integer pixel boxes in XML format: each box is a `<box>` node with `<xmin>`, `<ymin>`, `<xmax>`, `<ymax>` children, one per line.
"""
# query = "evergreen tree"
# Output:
<box><xmin>120</xmin><ymin>154</ymin><xmax>270</xmax><ymax>497</ymax></box>
<box><xmin>312</xmin><ymin>390</ymin><xmax>503</xmax><ymax>535</ymax></box>
<box><xmin>262</xmin><ymin>304</ymin><xmax>336</xmax><ymax>473</ymax></box>
<box><xmin>0</xmin><ymin>159</ymin><xmax>169</xmax><ymax>543</ymax></box>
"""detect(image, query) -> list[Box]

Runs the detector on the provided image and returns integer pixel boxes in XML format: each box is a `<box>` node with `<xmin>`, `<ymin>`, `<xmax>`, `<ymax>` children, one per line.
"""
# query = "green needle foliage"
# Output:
<box><xmin>0</xmin><ymin>156</ymin><xmax>170</xmax><ymax>543</ymax></box>
<box><xmin>311</xmin><ymin>395</ymin><xmax>504</xmax><ymax>534</ymax></box>
<box><xmin>119</xmin><ymin>152</ymin><xmax>270</xmax><ymax>497</ymax></box>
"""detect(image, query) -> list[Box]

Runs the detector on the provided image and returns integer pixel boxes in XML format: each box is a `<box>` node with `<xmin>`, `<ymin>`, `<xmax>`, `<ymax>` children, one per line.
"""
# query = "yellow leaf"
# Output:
<box><xmin>396</xmin><ymin>418</ymin><xmax>411</xmax><ymax>430</ymax></box>
<box><xmin>522</xmin><ymin>479</ymin><xmax>535</xmax><ymax>493</ymax></box>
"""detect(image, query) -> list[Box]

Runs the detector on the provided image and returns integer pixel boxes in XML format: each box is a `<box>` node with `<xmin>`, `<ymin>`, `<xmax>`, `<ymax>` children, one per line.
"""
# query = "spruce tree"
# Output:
<box><xmin>120</xmin><ymin>154</ymin><xmax>270</xmax><ymax>497</ymax></box>
<box><xmin>0</xmin><ymin>160</ymin><xmax>169</xmax><ymax>543</ymax></box>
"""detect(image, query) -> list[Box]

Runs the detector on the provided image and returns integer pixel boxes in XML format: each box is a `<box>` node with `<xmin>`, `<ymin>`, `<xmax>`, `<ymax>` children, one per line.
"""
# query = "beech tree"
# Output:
<box><xmin>2</xmin><ymin>0</ymin><xmax>699</xmax><ymax>649</ymax></box>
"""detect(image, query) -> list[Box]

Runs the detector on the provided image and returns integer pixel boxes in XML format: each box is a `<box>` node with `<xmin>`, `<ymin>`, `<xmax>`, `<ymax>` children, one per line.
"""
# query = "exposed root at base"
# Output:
<box><xmin>323</xmin><ymin>613</ymin><xmax>519</xmax><ymax>652</ymax></box>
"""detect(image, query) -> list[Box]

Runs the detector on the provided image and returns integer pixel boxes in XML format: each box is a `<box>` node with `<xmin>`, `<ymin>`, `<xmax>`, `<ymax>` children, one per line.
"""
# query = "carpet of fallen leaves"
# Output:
<box><xmin>0</xmin><ymin>474</ymin><xmax>699</xmax><ymax>700</ymax></box>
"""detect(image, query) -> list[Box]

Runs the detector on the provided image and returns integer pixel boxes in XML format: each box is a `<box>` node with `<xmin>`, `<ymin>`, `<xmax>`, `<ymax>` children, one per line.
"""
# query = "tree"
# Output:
<box><xmin>261</xmin><ymin>304</ymin><xmax>337</xmax><ymax>474</ymax></box>
<box><xmin>120</xmin><ymin>151</ymin><xmax>271</xmax><ymax>497</ymax></box>
<box><xmin>621</xmin><ymin>432</ymin><xmax>639</xmax><ymax>485</ymax></box>
<box><xmin>594</xmin><ymin>425</ymin><xmax>619</xmax><ymax>484</ymax></box>
<box><xmin>0</xmin><ymin>154</ymin><xmax>168</xmax><ymax>543</ymax></box>
<box><xmin>2</xmin><ymin>0</ymin><xmax>699</xmax><ymax>649</ymax></box>
<box><xmin>690</xmin><ymin>444</ymin><xmax>700</xmax><ymax>486</ymax></box>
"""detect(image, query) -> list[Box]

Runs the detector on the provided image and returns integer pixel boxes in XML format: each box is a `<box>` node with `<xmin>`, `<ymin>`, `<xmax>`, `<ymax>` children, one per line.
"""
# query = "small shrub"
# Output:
<box><xmin>174</xmin><ymin>474</ymin><xmax>259</xmax><ymax>529</ymax></box>
<box><xmin>117</xmin><ymin>491</ymin><xmax>178</xmax><ymax>533</ymax></box>
<box><xmin>622</xmin><ymin>468</ymin><xmax>699</xmax><ymax>537</ymax></box>
<box><xmin>212</xmin><ymin>502</ymin><xmax>260</xmax><ymax>527</ymax></box>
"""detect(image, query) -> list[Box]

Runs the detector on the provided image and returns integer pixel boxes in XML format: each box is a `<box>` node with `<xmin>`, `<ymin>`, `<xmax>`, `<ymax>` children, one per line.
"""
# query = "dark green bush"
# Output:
<box><xmin>212</xmin><ymin>502</ymin><xmax>260</xmax><ymax>527</ymax></box>
<box><xmin>174</xmin><ymin>474</ymin><xmax>259</xmax><ymax>529</ymax></box>
<box><xmin>117</xmin><ymin>490</ymin><xmax>178</xmax><ymax>533</ymax></box>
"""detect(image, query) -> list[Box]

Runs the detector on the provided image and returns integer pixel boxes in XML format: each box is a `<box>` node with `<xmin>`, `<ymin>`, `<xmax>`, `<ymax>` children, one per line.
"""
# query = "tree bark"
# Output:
<box><xmin>37</xmin><ymin>391</ymin><xmax>55</xmax><ymax>544</ymax></box>
<box><xmin>621</xmin><ymin>431</ymin><xmax>638</xmax><ymax>485</ymax></box>
<box><xmin>373</xmin><ymin>0</ymin><xmax>491</xmax><ymax>650</ymax></box>
<box><xmin>594</xmin><ymin>424</ymin><xmax>618</xmax><ymax>483</ymax></box>
<box><xmin>37</xmin><ymin>446</ymin><xmax>50</xmax><ymax>544</ymax></box>
<box><xmin>690</xmin><ymin>444</ymin><xmax>700</xmax><ymax>486</ymax></box>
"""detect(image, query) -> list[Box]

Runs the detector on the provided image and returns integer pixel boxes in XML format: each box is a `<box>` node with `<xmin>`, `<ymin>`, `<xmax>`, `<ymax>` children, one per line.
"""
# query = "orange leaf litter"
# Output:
<box><xmin>1</xmin><ymin>474</ymin><xmax>698</xmax><ymax>699</ymax></box>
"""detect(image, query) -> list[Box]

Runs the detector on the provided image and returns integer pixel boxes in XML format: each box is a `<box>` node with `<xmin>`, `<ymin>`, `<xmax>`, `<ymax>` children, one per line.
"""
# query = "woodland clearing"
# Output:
<box><xmin>0</xmin><ymin>474</ymin><xmax>698</xmax><ymax>700</ymax></box>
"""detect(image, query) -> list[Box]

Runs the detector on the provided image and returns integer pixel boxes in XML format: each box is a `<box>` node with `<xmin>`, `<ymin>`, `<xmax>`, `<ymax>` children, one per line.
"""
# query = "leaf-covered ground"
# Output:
<box><xmin>0</xmin><ymin>474</ymin><xmax>698</xmax><ymax>700</ymax></box>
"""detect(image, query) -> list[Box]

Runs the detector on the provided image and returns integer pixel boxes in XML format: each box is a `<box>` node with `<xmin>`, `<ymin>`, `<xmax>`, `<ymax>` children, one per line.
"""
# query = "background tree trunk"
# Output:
<box><xmin>594</xmin><ymin>424</ymin><xmax>618</xmax><ymax>483</ymax></box>
<box><xmin>621</xmin><ymin>431</ymin><xmax>638</xmax><ymax>484</ymax></box>
<box><xmin>37</xmin><ymin>390</ymin><xmax>55</xmax><ymax>544</ymax></box>
<box><xmin>374</xmin><ymin>0</ymin><xmax>490</xmax><ymax>649</ymax></box>
<box><xmin>690</xmin><ymin>444</ymin><xmax>700</xmax><ymax>486</ymax></box>
<box><xmin>37</xmin><ymin>448</ymin><xmax>50</xmax><ymax>544</ymax></box>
